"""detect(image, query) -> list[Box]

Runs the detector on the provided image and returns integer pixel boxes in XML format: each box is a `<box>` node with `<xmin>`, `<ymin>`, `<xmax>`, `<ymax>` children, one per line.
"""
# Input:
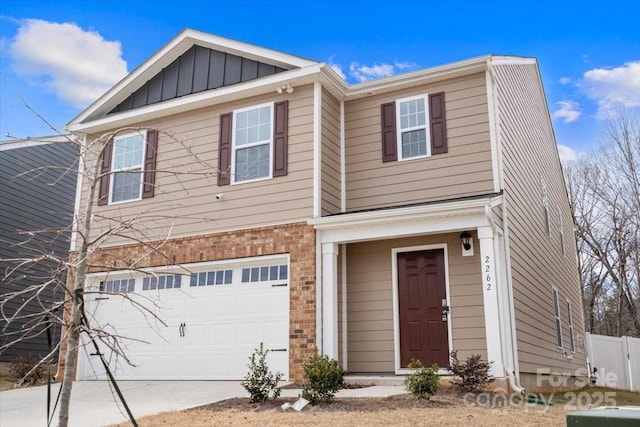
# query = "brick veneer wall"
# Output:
<box><xmin>59</xmin><ymin>222</ymin><xmax>316</xmax><ymax>382</ymax></box>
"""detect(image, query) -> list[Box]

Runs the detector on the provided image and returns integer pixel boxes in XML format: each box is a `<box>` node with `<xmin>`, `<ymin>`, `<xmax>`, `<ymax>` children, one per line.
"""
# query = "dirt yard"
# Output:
<box><xmin>108</xmin><ymin>387</ymin><xmax>640</xmax><ymax>427</ymax></box>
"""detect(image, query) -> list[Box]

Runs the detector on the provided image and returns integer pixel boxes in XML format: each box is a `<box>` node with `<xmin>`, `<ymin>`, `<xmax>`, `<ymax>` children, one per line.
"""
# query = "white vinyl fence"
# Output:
<box><xmin>585</xmin><ymin>332</ymin><xmax>640</xmax><ymax>392</ymax></box>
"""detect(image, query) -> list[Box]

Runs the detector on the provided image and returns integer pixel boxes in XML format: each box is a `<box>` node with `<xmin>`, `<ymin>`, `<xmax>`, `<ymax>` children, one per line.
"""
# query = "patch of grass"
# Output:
<box><xmin>539</xmin><ymin>386</ymin><xmax>640</xmax><ymax>407</ymax></box>
<box><xmin>0</xmin><ymin>373</ymin><xmax>15</xmax><ymax>391</ymax></box>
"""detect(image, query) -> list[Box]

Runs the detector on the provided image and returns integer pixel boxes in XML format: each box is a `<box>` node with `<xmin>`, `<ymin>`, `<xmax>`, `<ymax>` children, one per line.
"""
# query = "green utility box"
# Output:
<box><xmin>566</xmin><ymin>407</ymin><xmax>640</xmax><ymax>426</ymax></box>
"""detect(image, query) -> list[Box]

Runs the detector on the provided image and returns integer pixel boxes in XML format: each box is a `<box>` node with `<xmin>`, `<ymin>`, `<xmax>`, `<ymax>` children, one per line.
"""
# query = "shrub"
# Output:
<box><xmin>241</xmin><ymin>342</ymin><xmax>282</xmax><ymax>403</ymax></box>
<box><xmin>9</xmin><ymin>355</ymin><xmax>46</xmax><ymax>386</ymax></box>
<box><xmin>301</xmin><ymin>353</ymin><xmax>345</xmax><ymax>404</ymax></box>
<box><xmin>404</xmin><ymin>359</ymin><xmax>440</xmax><ymax>399</ymax></box>
<box><xmin>449</xmin><ymin>350</ymin><xmax>495</xmax><ymax>392</ymax></box>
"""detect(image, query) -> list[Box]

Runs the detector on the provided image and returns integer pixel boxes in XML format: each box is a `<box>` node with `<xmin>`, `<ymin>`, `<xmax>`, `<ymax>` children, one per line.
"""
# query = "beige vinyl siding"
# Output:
<box><xmin>321</xmin><ymin>89</ymin><xmax>341</xmax><ymax>215</ymax></box>
<box><xmin>346</xmin><ymin>233</ymin><xmax>486</xmax><ymax>373</ymax></box>
<box><xmin>79</xmin><ymin>85</ymin><xmax>315</xmax><ymax>248</ymax></box>
<box><xmin>493</xmin><ymin>63</ymin><xmax>585</xmax><ymax>374</ymax></box>
<box><xmin>344</xmin><ymin>73</ymin><xmax>494</xmax><ymax>212</ymax></box>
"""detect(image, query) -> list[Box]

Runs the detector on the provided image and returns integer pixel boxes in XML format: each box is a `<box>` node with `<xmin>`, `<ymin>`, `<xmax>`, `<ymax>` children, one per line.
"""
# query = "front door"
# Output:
<box><xmin>398</xmin><ymin>249</ymin><xmax>449</xmax><ymax>368</ymax></box>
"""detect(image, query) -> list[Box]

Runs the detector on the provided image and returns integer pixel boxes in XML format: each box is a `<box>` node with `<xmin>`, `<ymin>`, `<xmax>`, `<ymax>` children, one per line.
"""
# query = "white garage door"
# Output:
<box><xmin>77</xmin><ymin>257</ymin><xmax>289</xmax><ymax>380</ymax></box>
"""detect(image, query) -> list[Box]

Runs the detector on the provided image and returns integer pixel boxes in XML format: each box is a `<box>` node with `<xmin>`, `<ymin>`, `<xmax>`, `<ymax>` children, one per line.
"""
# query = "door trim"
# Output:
<box><xmin>392</xmin><ymin>244</ymin><xmax>452</xmax><ymax>374</ymax></box>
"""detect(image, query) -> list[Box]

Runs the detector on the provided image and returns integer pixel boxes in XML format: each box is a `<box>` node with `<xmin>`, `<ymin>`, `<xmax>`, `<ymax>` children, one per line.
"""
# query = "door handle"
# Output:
<box><xmin>179</xmin><ymin>322</ymin><xmax>186</xmax><ymax>337</ymax></box>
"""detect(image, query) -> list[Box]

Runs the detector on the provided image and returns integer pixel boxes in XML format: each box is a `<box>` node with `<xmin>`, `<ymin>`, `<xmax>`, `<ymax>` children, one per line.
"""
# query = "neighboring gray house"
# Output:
<box><xmin>0</xmin><ymin>135</ymin><xmax>77</xmax><ymax>364</ymax></box>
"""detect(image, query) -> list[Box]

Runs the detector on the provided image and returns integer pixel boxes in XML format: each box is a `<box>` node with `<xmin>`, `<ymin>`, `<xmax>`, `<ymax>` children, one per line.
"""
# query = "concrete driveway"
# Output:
<box><xmin>0</xmin><ymin>380</ymin><xmax>244</xmax><ymax>427</ymax></box>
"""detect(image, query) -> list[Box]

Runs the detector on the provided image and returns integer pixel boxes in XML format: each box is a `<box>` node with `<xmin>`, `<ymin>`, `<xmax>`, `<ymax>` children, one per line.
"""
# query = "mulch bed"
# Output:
<box><xmin>193</xmin><ymin>389</ymin><xmax>514</xmax><ymax>413</ymax></box>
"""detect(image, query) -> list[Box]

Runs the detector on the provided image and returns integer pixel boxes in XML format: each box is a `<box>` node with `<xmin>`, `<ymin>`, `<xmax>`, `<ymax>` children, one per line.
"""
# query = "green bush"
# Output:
<box><xmin>449</xmin><ymin>350</ymin><xmax>495</xmax><ymax>392</ymax></box>
<box><xmin>301</xmin><ymin>353</ymin><xmax>345</xmax><ymax>404</ymax></box>
<box><xmin>9</xmin><ymin>355</ymin><xmax>46</xmax><ymax>386</ymax></box>
<box><xmin>241</xmin><ymin>343</ymin><xmax>282</xmax><ymax>403</ymax></box>
<box><xmin>404</xmin><ymin>359</ymin><xmax>440</xmax><ymax>399</ymax></box>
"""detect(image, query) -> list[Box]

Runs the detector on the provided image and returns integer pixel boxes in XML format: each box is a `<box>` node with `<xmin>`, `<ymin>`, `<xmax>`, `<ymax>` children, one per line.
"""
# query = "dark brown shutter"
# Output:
<box><xmin>429</xmin><ymin>92</ymin><xmax>448</xmax><ymax>155</ymax></box>
<box><xmin>97</xmin><ymin>139</ymin><xmax>113</xmax><ymax>206</ymax></box>
<box><xmin>273</xmin><ymin>100</ymin><xmax>288</xmax><ymax>177</ymax></box>
<box><xmin>142</xmin><ymin>129</ymin><xmax>158</xmax><ymax>199</ymax></box>
<box><xmin>381</xmin><ymin>102</ymin><xmax>397</xmax><ymax>162</ymax></box>
<box><xmin>217</xmin><ymin>112</ymin><xmax>232</xmax><ymax>186</ymax></box>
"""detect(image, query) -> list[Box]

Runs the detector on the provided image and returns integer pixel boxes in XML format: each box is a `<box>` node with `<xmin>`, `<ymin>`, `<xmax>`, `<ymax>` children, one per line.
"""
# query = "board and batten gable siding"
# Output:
<box><xmin>492</xmin><ymin>62</ymin><xmax>585</xmax><ymax>374</ymax></box>
<box><xmin>321</xmin><ymin>89</ymin><xmax>341</xmax><ymax>215</ymax></box>
<box><xmin>346</xmin><ymin>234</ymin><xmax>487</xmax><ymax>373</ymax></box>
<box><xmin>78</xmin><ymin>85</ymin><xmax>315</xmax><ymax>248</ymax></box>
<box><xmin>344</xmin><ymin>72</ymin><xmax>494</xmax><ymax>212</ymax></box>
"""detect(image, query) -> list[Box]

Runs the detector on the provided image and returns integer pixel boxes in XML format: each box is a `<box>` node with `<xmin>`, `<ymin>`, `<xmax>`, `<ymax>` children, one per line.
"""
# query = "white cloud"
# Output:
<box><xmin>557</xmin><ymin>144</ymin><xmax>579</xmax><ymax>163</ymax></box>
<box><xmin>559</xmin><ymin>77</ymin><xmax>571</xmax><ymax>85</ymax></box>
<box><xmin>349</xmin><ymin>62</ymin><xmax>394</xmax><ymax>82</ymax></box>
<box><xmin>552</xmin><ymin>100</ymin><xmax>581</xmax><ymax>123</ymax></box>
<box><xmin>9</xmin><ymin>19</ymin><xmax>128</xmax><ymax>108</ymax></box>
<box><xmin>348</xmin><ymin>60</ymin><xmax>419</xmax><ymax>83</ymax></box>
<box><xmin>580</xmin><ymin>61</ymin><xmax>640</xmax><ymax>119</ymax></box>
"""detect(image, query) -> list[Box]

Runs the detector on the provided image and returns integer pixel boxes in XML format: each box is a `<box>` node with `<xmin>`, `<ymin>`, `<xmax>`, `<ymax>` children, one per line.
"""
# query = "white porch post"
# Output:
<box><xmin>322</xmin><ymin>242</ymin><xmax>339</xmax><ymax>359</ymax></box>
<box><xmin>477</xmin><ymin>226</ymin><xmax>505</xmax><ymax>378</ymax></box>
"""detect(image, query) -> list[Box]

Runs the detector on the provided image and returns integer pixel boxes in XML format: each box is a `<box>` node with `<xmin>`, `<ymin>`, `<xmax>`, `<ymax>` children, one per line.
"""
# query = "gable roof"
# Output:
<box><xmin>68</xmin><ymin>28</ymin><xmax>318</xmax><ymax>129</ymax></box>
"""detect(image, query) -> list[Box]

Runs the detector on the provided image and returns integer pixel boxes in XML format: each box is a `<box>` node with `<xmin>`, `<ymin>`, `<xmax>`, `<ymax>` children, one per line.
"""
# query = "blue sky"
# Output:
<box><xmin>1</xmin><ymin>0</ymin><xmax>639</xmax><ymax>160</ymax></box>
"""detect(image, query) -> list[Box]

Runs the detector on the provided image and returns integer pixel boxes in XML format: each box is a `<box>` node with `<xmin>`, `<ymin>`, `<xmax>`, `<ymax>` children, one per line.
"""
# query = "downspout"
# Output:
<box><xmin>484</xmin><ymin>205</ymin><xmax>525</xmax><ymax>394</ymax></box>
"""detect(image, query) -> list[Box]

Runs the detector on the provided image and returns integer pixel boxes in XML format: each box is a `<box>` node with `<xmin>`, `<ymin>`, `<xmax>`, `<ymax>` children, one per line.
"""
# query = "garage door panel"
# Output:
<box><xmin>78</xmin><ymin>257</ymin><xmax>290</xmax><ymax>381</ymax></box>
<box><xmin>208</xmin><ymin>323</ymin><xmax>236</xmax><ymax>345</ymax></box>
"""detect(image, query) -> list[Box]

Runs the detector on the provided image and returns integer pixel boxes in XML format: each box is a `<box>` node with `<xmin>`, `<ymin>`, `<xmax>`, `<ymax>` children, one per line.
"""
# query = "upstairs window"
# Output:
<box><xmin>541</xmin><ymin>179</ymin><xmax>550</xmax><ymax>235</ymax></box>
<box><xmin>218</xmin><ymin>101</ymin><xmax>288</xmax><ymax>186</ymax></box>
<box><xmin>97</xmin><ymin>129</ymin><xmax>158</xmax><ymax>206</ymax></box>
<box><xmin>111</xmin><ymin>133</ymin><xmax>145</xmax><ymax>203</ymax></box>
<box><xmin>233</xmin><ymin>103</ymin><xmax>273</xmax><ymax>182</ymax></box>
<box><xmin>381</xmin><ymin>92</ymin><xmax>447</xmax><ymax>162</ymax></box>
<box><xmin>557</xmin><ymin>206</ymin><xmax>565</xmax><ymax>256</ymax></box>
<box><xmin>397</xmin><ymin>96</ymin><xmax>428</xmax><ymax>159</ymax></box>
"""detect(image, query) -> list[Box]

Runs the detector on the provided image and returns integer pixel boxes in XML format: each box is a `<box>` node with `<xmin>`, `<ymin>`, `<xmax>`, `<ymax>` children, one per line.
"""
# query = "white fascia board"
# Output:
<box><xmin>68</xmin><ymin>65</ymin><xmax>322</xmax><ymax>134</ymax></box>
<box><xmin>184</xmin><ymin>29</ymin><xmax>317</xmax><ymax>68</ymax></box>
<box><xmin>0</xmin><ymin>134</ymin><xmax>74</xmax><ymax>151</ymax></box>
<box><xmin>68</xmin><ymin>28</ymin><xmax>318</xmax><ymax>128</ymax></box>
<box><xmin>488</xmin><ymin>56</ymin><xmax>537</xmax><ymax>66</ymax></box>
<box><xmin>310</xmin><ymin>196</ymin><xmax>501</xmax><ymax>243</ymax></box>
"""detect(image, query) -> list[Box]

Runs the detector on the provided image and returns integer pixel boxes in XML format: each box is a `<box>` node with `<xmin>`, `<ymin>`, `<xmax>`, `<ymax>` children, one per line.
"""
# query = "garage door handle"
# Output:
<box><xmin>95</xmin><ymin>297</ymin><xmax>109</xmax><ymax>301</ymax></box>
<box><xmin>272</xmin><ymin>283</ymin><xmax>288</xmax><ymax>287</ymax></box>
<box><xmin>269</xmin><ymin>348</ymin><xmax>287</xmax><ymax>352</ymax></box>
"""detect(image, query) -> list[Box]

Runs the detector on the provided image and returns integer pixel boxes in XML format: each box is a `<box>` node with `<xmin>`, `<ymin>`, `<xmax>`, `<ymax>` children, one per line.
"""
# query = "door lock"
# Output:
<box><xmin>441</xmin><ymin>307</ymin><xmax>450</xmax><ymax>322</ymax></box>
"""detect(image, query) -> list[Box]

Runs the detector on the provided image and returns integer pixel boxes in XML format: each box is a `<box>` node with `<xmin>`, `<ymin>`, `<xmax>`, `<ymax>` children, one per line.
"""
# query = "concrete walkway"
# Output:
<box><xmin>0</xmin><ymin>381</ymin><xmax>406</xmax><ymax>427</ymax></box>
<box><xmin>0</xmin><ymin>380</ymin><xmax>244</xmax><ymax>427</ymax></box>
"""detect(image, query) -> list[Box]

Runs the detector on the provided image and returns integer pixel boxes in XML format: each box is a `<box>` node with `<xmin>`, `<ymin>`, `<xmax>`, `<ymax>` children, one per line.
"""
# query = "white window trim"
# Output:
<box><xmin>552</xmin><ymin>287</ymin><xmax>563</xmax><ymax>349</ymax></box>
<box><xmin>230</xmin><ymin>101</ymin><xmax>274</xmax><ymax>185</ymax></box>
<box><xmin>395</xmin><ymin>94</ymin><xmax>431</xmax><ymax>161</ymax></box>
<box><xmin>566</xmin><ymin>298</ymin><xmax>575</xmax><ymax>353</ymax></box>
<box><xmin>108</xmin><ymin>130</ymin><xmax>147</xmax><ymax>205</ymax></box>
<box><xmin>541</xmin><ymin>178</ymin><xmax>550</xmax><ymax>235</ymax></box>
<box><xmin>557</xmin><ymin>206</ymin><xmax>566</xmax><ymax>256</ymax></box>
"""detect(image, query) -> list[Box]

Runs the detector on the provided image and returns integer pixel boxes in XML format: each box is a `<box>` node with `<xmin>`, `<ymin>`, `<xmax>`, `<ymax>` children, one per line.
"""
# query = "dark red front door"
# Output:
<box><xmin>398</xmin><ymin>249</ymin><xmax>449</xmax><ymax>368</ymax></box>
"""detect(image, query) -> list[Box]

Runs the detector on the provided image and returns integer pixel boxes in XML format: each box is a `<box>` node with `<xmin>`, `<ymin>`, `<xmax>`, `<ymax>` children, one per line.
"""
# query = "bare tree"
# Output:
<box><xmin>565</xmin><ymin>108</ymin><xmax>640</xmax><ymax>337</ymax></box>
<box><xmin>1</xmin><ymin>127</ymin><xmax>221</xmax><ymax>427</ymax></box>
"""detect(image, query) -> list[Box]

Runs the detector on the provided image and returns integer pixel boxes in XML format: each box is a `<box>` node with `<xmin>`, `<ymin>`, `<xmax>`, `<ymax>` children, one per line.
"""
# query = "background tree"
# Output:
<box><xmin>565</xmin><ymin>108</ymin><xmax>640</xmax><ymax>337</ymax></box>
<box><xmin>1</xmin><ymin>125</ymin><xmax>219</xmax><ymax>427</ymax></box>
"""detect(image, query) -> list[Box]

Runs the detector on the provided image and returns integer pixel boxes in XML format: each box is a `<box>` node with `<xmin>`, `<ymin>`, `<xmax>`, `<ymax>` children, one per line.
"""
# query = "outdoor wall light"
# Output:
<box><xmin>460</xmin><ymin>231</ymin><xmax>472</xmax><ymax>251</ymax></box>
<box><xmin>276</xmin><ymin>83</ymin><xmax>294</xmax><ymax>94</ymax></box>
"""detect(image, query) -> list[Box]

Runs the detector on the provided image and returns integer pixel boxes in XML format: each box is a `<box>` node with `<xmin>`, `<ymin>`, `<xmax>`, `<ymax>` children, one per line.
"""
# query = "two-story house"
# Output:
<box><xmin>64</xmin><ymin>29</ymin><xmax>585</xmax><ymax>390</ymax></box>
